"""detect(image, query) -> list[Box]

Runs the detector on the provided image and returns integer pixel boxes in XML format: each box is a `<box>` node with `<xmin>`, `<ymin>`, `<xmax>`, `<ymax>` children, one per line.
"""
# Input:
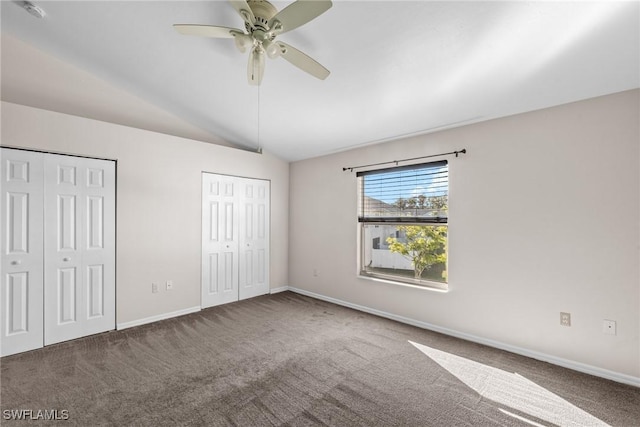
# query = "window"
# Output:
<box><xmin>358</xmin><ymin>161</ymin><xmax>448</xmax><ymax>288</ymax></box>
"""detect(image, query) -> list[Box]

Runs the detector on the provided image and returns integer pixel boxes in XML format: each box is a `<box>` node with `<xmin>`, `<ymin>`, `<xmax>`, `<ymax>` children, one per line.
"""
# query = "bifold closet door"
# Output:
<box><xmin>202</xmin><ymin>173</ymin><xmax>269</xmax><ymax>308</ymax></box>
<box><xmin>1</xmin><ymin>148</ymin><xmax>115</xmax><ymax>356</ymax></box>
<box><xmin>1</xmin><ymin>150</ymin><xmax>45</xmax><ymax>356</ymax></box>
<box><xmin>43</xmin><ymin>154</ymin><xmax>116</xmax><ymax>345</ymax></box>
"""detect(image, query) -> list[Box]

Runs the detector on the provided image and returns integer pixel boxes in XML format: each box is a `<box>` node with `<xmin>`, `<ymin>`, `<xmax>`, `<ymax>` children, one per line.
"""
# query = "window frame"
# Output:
<box><xmin>356</xmin><ymin>161</ymin><xmax>449</xmax><ymax>290</ymax></box>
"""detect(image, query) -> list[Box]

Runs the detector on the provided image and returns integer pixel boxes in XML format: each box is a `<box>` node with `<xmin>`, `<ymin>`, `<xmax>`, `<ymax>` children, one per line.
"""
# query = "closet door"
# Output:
<box><xmin>0</xmin><ymin>149</ymin><xmax>44</xmax><ymax>356</ymax></box>
<box><xmin>202</xmin><ymin>174</ymin><xmax>240</xmax><ymax>308</ymax></box>
<box><xmin>238</xmin><ymin>178</ymin><xmax>270</xmax><ymax>300</ymax></box>
<box><xmin>43</xmin><ymin>154</ymin><xmax>115</xmax><ymax>345</ymax></box>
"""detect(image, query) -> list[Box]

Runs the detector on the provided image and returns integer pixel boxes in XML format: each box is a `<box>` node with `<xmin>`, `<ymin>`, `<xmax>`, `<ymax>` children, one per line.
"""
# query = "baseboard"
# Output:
<box><xmin>286</xmin><ymin>286</ymin><xmax>640</xmax><ymax>388</ymax></box>
<box><xmin>117</xmin><ymin>306</ymin><xmax>201</xmax><ymax>330</ymax></box>
<box><xmin>270</xmin><ymin>286</ymin><xmax>290</xmax><ymax>294</ymax></box>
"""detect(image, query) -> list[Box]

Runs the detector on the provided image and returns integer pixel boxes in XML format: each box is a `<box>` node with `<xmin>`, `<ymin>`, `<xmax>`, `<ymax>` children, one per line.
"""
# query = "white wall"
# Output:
<box><xmin>289</xmin><ymin>89</ymin><xmax>639</xmax><ymax>380</ymax></box>
<box><xmin>1</xmin><ymin>101</ymin><xmax>289</xmax><ymax>325</ymax></box>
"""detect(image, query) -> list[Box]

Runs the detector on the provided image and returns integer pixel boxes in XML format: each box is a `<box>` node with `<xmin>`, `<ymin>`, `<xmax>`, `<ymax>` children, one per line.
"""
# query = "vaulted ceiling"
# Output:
<box><xmin>2</xmin><ymin>1</ymin><xmax>638</xmax><ymax>161</ymax></box>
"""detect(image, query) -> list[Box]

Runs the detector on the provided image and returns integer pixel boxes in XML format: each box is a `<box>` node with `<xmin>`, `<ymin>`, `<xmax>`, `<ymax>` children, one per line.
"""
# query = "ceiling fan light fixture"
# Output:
<box><xmin>233</xmin><ymin>32</ymin><xmax>252</xmax><ymax>53</ymax></box>
<box><xmin>263</xmin><ymin>40</ymin><xmax>280</xmax><ymax>59</ymax></box>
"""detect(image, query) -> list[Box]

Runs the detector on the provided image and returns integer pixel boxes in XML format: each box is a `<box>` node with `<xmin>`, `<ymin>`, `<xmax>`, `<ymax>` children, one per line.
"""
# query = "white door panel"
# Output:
<box><xmin>1</xmin><ymin>149</ymin><xmax>44</xmax><ymax>356</ymax></box>
<box><xmin>44</xmin><ymin>154</ymin><xmax>115</xmax><ymax>346</ymax></box>
<box><xmin>202</xmin><ymin>174</ymin><xmax>239</xmax><ymax>308</ymax></box>
<box><xmin>239</xmin><ymin>179</ymin><xmax>269</xmax><ymax>300</ymax></box>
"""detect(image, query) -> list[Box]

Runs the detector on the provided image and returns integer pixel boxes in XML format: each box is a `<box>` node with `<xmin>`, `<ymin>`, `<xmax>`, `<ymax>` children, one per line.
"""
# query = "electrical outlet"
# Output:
<box><xmin>152</xmin><ymin>283</ymin><xmax>159</xmax><ymax>293</ymax></box>
<box><xmin>166</xmin><ymin>280</ymin><xmax>173</xmax><ymax>290</ymax></box>
<box><xmin>313</xmin><ymin>269</ymin><xmax>319</xmax><ymax>277</ymax></box>
<box><xmin>603</xmin><ymin>319</ymin><xmax>616</xmax><ymax>335</ymax></box>
<box><xmin>560</xmin><ymin>312</ymin><xmax>571</xmax><ymax>327</ymax></box>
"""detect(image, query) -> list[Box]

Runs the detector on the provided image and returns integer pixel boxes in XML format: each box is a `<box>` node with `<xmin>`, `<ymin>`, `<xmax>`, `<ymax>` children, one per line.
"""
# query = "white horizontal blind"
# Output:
<box><xmin>357</xmin><ymin>161</ymin><xmax>448</xmax><ymax>223</ymax></box>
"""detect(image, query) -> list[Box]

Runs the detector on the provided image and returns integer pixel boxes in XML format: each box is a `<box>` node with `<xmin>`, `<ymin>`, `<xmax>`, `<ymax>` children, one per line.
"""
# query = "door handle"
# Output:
<box><xmin>10</xmin><ymin>260</ymin><xmax>21</xmax><ymax>265</ymax></box>
<box><xmin>63</xmin><ymin>257</ymin><xmax>71</xmax><ymax>262</ymax></box>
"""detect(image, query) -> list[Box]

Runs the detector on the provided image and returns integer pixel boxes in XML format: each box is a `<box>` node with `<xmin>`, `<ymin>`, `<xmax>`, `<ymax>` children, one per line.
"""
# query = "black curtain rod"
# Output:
<box><xmin>342</xmin><ymin>149</ymin><xmax>467</xmax><ymax>172</ymax></box>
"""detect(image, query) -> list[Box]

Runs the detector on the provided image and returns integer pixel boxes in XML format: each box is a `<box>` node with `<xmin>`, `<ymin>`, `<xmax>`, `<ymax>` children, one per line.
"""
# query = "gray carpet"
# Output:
<box><xmin>1</xmin><ymin>292</ymin><xmax>638</xmax><ymax>426</ymax></box>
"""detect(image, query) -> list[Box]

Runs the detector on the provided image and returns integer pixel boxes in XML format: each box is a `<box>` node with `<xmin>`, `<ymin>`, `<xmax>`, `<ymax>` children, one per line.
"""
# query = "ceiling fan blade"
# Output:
<box><xmin>269</xmin><ymin>0</ymin><xmax>332</xmax><ymax>35</ymax></box>
<box><xmin>248</xmin><ymin>46</ymin><xmax>265</xmax><ymax>85</ymax></box>
<box><xmin>229</xmin><ymin>0</ymin><xmax>256</xmax><ymax>28</ymax></box>
<box><xmin>276</xmin><ymin>42</ymin><xmax>330</xmax><ymax>80</ymax></box>
<box><xmin>173</xmin><ymin>24</ymin><xmax>239</xmax><ymax>38</ymax></box>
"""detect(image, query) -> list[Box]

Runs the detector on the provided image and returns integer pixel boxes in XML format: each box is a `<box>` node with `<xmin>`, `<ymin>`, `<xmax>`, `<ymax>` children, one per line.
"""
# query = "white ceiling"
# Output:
<box><xmin>2</xmin><ymin>1</ymin><xmax>638</xmax><ymax>162</ymax></box>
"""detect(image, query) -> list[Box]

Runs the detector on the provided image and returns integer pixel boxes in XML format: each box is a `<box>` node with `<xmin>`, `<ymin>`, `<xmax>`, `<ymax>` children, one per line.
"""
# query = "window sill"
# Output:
<box><xmin>358</xmin><ymin>273</ymin><xmax>449</xmax><ymax>293</ymax></box>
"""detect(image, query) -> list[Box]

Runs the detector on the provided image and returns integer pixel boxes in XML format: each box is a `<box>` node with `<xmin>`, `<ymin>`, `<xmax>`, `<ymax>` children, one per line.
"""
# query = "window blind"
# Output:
<box><xmin>357</xmin><ymin>161</ymin><xmax>448</xmax><ymax>223</ymax></box>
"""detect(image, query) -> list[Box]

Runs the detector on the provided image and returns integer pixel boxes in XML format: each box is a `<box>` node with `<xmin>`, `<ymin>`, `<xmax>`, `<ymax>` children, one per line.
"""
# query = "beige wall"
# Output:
<box><xmin>289</xmin><ymin>90</ymin><xmax>640</xmax><ymax>379</ymax></box>
<box><xmin>3</xmin><ymin>89</ymin><xmax>638</xmax><ymax>382</ymax></box>
<box><xmin>1</xmin><ymin>101</ymin><xmax>289</xmax><ymax>324</ymax></box>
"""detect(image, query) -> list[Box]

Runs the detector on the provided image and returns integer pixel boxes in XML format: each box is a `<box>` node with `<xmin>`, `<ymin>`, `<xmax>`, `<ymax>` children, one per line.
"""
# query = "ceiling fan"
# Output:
<box><xmin>174</xmin><ymin>0</ymin><xmax>332</xmax><ymax>85</ymax></box>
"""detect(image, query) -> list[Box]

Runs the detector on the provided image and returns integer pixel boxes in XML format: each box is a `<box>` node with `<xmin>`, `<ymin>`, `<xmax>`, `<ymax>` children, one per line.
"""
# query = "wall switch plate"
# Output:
<box><xmin>603</xmin><ymin>320</ymin><xmax>616</xmax><ymax>335</ymax></box>
<box><xmin>166</xmin><ymin>280</ymin><xmax>173</xmax><ymax>290</ymax></box>
<box><xmin>560</xmin><ymin>312</ymin><xmax>571</xmax><ymax>326</ymax></box>
<box><xmin>152</xmin><ymin>283</ymin><xmax>159</xmax><ymax>293</ymax></box>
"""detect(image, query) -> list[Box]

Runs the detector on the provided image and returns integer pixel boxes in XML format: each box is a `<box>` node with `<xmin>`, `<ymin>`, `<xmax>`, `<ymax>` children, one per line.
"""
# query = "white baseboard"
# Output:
<box><xmin>270</xmin><ymin>286</ymin><xmax>290</xmax><ymax>294</ymax></box>
<box><xmin>117</xmin><ymin>306</ymin><xmax>201</xmax><ymax>330</ymax></box>
<box><xmin>286</xmin><ymin>286</ymin><xmax>640</xmax><ymax>388</ymax></box>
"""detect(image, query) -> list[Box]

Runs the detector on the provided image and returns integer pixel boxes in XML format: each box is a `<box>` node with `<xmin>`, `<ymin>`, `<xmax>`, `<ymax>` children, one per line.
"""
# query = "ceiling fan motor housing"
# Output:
<box><xmin>245</xmin><ymin>0</ymin><xmax>278</xmax><ymax>32</ymax></box>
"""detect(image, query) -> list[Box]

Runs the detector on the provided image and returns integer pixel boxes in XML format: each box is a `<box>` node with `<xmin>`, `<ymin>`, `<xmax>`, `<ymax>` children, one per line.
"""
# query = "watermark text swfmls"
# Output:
<box><xmin>2</xmin><ymin>409</ymin><xmax>69</xmax><ymax>421</ymax></box>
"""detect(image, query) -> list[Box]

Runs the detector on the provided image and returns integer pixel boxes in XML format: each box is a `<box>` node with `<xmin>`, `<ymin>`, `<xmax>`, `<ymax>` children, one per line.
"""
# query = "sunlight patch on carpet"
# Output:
<box><xmin>409</xmin><ymin>340</ymin><xmax>610</xmax><ymax>427</ymax></box>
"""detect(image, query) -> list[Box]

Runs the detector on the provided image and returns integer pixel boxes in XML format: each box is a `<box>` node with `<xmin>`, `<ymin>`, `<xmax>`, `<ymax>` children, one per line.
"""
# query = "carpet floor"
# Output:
<box><xmin>1</xmin><ymin>291</ymin><xmax>638</xmax><ymax>426</ymax></box>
